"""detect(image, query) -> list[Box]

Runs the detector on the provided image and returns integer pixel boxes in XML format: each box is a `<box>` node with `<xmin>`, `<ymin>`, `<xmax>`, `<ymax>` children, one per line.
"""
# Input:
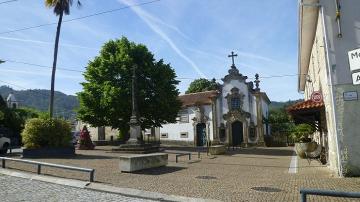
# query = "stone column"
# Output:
<box><xmin>226</xmin><ymin>121</ymin><xmax>231</xmax><ymax>146</ymax></box>
<box><xmin>255</xmin><ymin>93</ymin><xmax>265</xmax><ymax>146</ymax></box>
<box><xmin>127</xmin><ymin>65</ymin><xmax>143</xmax><ymax>145</ymax></box>
<box><xmin>211</xmin><ymin>98</ymin><xmax>220</xmax><ymax>145</ymax></box>
<box><xmin>243</xmin><ymin>121</ymin><xmax>249</xmax><ymax>144</ymax></box>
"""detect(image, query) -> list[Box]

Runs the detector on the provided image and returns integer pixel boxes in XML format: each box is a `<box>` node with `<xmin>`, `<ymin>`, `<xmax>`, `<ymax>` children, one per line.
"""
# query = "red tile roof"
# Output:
<box><xmin>179</xmin><ymin>90</ymin><xmax>219</xmax><ymax>107</ymax></box>
<box><xmin>287</xmin><ymin>99</ymin><xmax>324</xmax><ymax>112</ymax></box>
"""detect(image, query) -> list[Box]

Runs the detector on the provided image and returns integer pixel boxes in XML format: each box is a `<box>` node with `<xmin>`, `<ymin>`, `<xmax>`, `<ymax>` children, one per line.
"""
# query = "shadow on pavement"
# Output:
<box><xmin>162</xmin><ymin>146</ymin><xmax>294</xmax><ymax>157</ymax></box>
<box><xmin>226</xmin><ymin>147</ymin><xmax>294</xmax><ymax>157</ymax></box>
<box><xmin>131</xmin><ymin>166</ymin><xmax>186</xmax><ymax>175</ymax></box>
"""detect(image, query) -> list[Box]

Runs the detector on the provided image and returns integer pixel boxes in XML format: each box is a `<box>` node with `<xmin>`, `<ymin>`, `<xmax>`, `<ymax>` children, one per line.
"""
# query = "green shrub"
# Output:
<box><xmin>21</xmin><ymin>118</ymin><xmax>72</xmax><ymax>149</ymax></box>
<box><xmin>291</xmin><ymin>123</ymin><xmax>315</xmax><ymax>143</ymax></box>
<box><xmin>117</xmin><ymin>127</ymin><xmax>129</xmax><ymax>141</ymax></box>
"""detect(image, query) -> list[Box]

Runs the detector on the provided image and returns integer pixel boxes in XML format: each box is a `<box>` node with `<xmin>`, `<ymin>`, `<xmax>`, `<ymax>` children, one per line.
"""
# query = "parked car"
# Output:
<box><xmin>0</xmin><ymin>133</ymin><xmax>10</xmax><ymax>154</ymax></box>
<box><xmin>71</xmin><ymin>131</ymin><xmax>81</xmax><ymax>145</ymax></box>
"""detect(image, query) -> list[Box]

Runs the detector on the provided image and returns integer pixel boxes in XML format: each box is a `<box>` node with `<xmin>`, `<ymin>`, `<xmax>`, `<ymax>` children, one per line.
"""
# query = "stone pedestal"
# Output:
<box><xmin>209</xmin><ymin>145</ymin><xmax>226</xmax><ymax>155</ymax></box>
<box><xmin>113</xmin><ymin>143</ymin><xmax>160</xmax><ymax>154</ymax></box>
<box><xmin>119</xmin><ymin>153</ymin><xmax>168</xmax><ymax>172</ymax></box>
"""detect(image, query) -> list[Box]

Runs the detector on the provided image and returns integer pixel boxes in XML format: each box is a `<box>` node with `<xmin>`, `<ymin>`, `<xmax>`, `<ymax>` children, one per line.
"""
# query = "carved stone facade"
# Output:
<box><xmin>159</xmin><ymin>53</ymin><xmax>270</xmax><ymax>147</ymax></box>
<box><xmin>222</xmin><ymin>87</ymin><xmax>252</xmax><ymax>146</ymax></box>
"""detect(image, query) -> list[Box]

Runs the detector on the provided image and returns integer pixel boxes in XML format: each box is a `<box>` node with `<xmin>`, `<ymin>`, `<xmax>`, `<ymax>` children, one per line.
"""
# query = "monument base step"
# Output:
<box><xmin>112</xmin><ymin>143</ymin><xmax>160</xmax><ymax>154</ymax></box>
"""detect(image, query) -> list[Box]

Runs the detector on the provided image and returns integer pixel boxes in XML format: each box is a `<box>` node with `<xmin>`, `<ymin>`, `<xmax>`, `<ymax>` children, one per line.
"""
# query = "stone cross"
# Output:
<box><xmin>128</xmin><ymin>64</ymin><xmax>143</xmax><ymax>144</ymax></box>
<box><xmin>228</xmin><ymin>51</ymin><xmax>238</xmax><ymax>67</ymax></box>
<box><xmin>131</xmin><ymin>65</ymin><xmax>138</xmax><ymax>120</ymax></box>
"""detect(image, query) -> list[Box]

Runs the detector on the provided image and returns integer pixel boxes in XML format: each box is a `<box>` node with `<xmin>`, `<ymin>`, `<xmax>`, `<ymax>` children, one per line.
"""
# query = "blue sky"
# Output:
<box><xmin>0</xmin><ymin>0</ymin><xmax>301</xmax><ymax>101</ymax></box>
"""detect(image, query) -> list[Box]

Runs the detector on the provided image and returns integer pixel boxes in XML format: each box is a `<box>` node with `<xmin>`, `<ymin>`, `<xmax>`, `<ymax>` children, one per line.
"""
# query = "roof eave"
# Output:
<box><xmin>298</xmin><ymin>0</ymin><xmax>320</xmax><ymax>92</ymax></box>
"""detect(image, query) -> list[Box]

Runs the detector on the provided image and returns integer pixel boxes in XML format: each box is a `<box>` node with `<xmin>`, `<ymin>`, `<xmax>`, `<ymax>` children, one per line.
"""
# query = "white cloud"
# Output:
<box><xmin>118</xmin><ymin>0</ymin><xmax>207</xmax><ymax>78</ymax></box>
<box><xmin>0</xmin><ymin>36</ymin><xmax>98</xmax><ymax>50</ymax></box>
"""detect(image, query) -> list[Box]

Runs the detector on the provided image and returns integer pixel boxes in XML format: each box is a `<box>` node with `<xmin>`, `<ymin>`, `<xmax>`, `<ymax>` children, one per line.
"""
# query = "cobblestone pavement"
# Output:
<box><xmin>0</xmin><ymin>174</ymin><xmax>154</xmax><ymax>202</ymax></box>
<box><xmin>3</xmin><ymin>146</ymin><xmax>360</xmax><ymax>201</ymax></box>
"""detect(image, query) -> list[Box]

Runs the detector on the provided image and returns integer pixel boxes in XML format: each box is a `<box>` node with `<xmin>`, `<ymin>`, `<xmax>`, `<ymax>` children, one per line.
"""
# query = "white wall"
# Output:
<box><xmin>160</xmin><ymin>105</ymin><xmax>214</xmax><ymax>142</ymax></box>
<box><xmin>222</xmin><ymin>80</ymin><xmax>250</xmax><ymax>113</ymax></box>
<box><xmin>220</xmin><ymin>80</ymin><xmax>251</xmax><ymax>125</ymax></box>
<box><xmin>303</xmin><ymin>0</ymin><xmax>360</xmax><ymax>176</ymax></box>
<box><xmin>322</xmin><ymin>0</ymin><xmax>360</xmax><ymax>176</ymax></box>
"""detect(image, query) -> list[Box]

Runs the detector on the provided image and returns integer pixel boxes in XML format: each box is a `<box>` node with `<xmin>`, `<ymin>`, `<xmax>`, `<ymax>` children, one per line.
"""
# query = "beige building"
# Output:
<box><xmin>296</xmin><ymin>0</ymin><xmax>360</xmax><ymax>176</ymax></box>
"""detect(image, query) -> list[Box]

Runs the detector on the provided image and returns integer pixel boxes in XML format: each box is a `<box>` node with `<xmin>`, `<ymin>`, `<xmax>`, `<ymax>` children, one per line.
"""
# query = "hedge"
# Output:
<box><xmin>21</xmin><ymin>118</ymin><xmax>72</xmax><ymax>149</ymax></box>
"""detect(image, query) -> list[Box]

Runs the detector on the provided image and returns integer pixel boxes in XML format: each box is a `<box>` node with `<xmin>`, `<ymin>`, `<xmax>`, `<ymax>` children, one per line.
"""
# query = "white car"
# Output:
<box><xmin>0</xmin><ymin>133</ymin><xmax>10</xmax><ymax>154</ymax></box>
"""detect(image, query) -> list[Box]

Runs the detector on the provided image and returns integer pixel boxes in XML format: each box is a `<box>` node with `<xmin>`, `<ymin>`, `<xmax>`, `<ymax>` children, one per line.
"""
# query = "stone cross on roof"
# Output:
<box><xmin>228</xmin><ymin>51</ymin><xmax>238</xmax><ymax>67</ymax></box>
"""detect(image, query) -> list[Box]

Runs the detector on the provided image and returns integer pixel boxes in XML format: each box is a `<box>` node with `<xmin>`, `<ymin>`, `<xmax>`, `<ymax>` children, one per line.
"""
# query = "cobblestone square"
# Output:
<box><xmin>3</xmin><ymin>146</ymin><xmax>360</xmax><ymax>201</ymax></box>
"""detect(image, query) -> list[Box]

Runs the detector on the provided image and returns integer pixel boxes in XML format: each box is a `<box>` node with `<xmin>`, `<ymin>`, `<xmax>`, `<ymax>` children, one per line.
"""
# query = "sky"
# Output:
<box><xmin>0</xmin><ymin>0</ymin><xmax>302</xmax><ymax>102</ymax></box>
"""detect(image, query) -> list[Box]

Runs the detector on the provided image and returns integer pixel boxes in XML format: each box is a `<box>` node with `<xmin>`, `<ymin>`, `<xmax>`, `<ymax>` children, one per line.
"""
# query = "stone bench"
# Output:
<box><xmin>165</xmin><ymin>151</ymin><xmax>191</xmax><ymax>163</ymax></box>
<box><xmin>119</xmin><ymin>153</ymin><xmax>168</xmax><ymax>172</ymax></box>
<box><xmin>209</xmin><ymin>145</ymin><xmax>226</xmax><ymax>155</ymax></box>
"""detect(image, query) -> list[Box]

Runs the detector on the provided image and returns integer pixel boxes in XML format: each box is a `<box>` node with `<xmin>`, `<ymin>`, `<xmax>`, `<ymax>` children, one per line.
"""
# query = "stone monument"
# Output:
<box><xmin>113</xmin><ymin>65</ymin><xmax>159</xmax><ymax>153</ymax></box>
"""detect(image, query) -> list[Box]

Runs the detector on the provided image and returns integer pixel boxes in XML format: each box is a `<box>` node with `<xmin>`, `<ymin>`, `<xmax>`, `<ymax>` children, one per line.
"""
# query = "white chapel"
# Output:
<box><xmin>159</xmin><ymin>52</ymin><xmax>271</xmax><ymax>147</ymax></box>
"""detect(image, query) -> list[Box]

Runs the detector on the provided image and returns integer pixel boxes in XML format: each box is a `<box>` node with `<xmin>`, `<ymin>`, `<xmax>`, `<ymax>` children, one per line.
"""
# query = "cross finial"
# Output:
<box><xmin>228</xmin><ymin>51</ymin><xmax>238</xmax><ymax>67</ymax></box>
<box><xmin>254</xmin><ymin>73</ymin><xmax>260</xmax><ymax>91</ymax></box>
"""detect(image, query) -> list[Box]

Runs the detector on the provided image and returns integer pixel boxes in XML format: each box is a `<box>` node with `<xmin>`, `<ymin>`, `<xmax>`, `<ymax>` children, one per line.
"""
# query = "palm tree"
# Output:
<box><xmin>45</xmin><ymin>0</ymin><xmax>81</xmax><ymax>118</ymax></box>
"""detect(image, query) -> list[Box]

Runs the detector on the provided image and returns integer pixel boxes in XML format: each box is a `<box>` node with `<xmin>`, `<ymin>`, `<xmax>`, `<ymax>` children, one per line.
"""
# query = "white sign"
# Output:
<box><xmin>352</xmin><ymin>72</ymin><xmax>360</xmax><ymax>85</ymax></box>
<box><xmin>348</xmin><ymin>48</ymin><xmax>360</xmax><ymax>71</ymax></box>
<box><xmin>343</xmin><ymin>91</ymin><xmax>358</xmax><ymax>101</ymax></box>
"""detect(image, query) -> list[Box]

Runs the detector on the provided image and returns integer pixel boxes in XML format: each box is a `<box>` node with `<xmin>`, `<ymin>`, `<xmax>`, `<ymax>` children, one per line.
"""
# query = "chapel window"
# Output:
<box><xmin>231</xmin><ymin>97</ymin><xmax>240</xmax><ymax>110</ymax></box>
<box><xmin>178</xmin><ymin>110</ymin><xmax>189</xmax><ymax>123</ymax></box>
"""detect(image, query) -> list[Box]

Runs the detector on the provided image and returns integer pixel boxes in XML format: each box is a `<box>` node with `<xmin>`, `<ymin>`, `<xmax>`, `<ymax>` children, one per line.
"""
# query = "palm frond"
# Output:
<box><xmin>44</xmin><ymin>0</ymin><xmax>81</xmax><ymax>15</ymax></box>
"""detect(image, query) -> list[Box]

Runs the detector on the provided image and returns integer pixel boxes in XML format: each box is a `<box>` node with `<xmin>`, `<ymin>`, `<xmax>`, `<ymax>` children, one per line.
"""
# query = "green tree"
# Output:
<box><xmin>268</xmin><ymin>107</ymin><xmax>295</xmax><ymax>140</ymax></box>
<box><xmin>291</xmin><ymin>123</ymin><xmax>315</xmax><ymax>143</ymax></box>
<box><xmin>0</xmin><ymin>94</ymin><xmax>44</xmax><ymax>134</ymax></box>
<box><xmin>185</xmin><ymin>78</ymin><xmax>219</xmax><ymax>94</ymax></box>
<box><xmin>45</xmin><ymin>0</ymin><xmax>81</xmax><ymax>118</ymax></box>
<box><xmin>77</xmin><ymin>37</ymin><xmax>182</xmax><ymax>135</ymax></box>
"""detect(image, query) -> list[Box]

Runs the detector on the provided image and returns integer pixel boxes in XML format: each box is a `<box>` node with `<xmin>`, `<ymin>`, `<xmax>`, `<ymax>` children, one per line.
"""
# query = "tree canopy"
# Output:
<box><xmin>185</xmin><ymin>78</ymin><xmax>219</xmax><ymax>94</ymax></box>
<box><xmin>0</xmin><ymin>95</ymin><xmax>42</xmax><ymax>134</ymax></box>
<box><xmin>268</xmin><ymin>107</ymin><xmax>295</xmax><ymax>139</ymax></box>
<box><xmin>77</xmin><ymin>37</ymin><xmax>182</xmax><ymax>133</ymax></box>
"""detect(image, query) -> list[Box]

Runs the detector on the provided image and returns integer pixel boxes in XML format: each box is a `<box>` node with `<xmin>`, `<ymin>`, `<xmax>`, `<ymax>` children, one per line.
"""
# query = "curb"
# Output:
<box><xmin>0</xmin><ymin>168</ymin><xmax>220</xmax><ymax>202</ymax></box>
<box><xmin>0</xmin><ymin>168</ymin><xmax>89</xmax><ymax>188</ymax></box>
<box><xmin>86</xmin><ymin>182</ymin><xmax>220</xmax><ymax>202</ymax></box>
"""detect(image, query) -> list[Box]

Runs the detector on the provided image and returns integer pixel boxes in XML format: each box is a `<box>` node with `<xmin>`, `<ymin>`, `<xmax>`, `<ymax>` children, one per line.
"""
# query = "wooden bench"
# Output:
<box><xmin>119</xmin><ymin>153</ymin><xmax>168</xmax><ymax>172</ymax></box>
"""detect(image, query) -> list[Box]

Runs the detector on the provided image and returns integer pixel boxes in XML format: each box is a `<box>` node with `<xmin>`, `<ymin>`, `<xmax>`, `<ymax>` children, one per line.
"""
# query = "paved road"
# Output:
<box><xmin>0</xmin><ymin>174</ymin><xmax>154</xmax><ymax>202</ymax></box>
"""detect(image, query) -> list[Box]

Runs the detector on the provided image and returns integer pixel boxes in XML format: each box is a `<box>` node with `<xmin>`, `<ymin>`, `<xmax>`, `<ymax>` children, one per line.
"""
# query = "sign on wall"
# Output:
<box><xmin>343</xmin><ymin>91</ymin><xmax>358</xmax><ymax>101</ymax></box>
<box><xmin>348</xmin><ymin>48</ymin><xmax>360</xmax><ymax>71</ymax></box>
<box><xmin>352</xmin><ymin>72</ymin><xmax>360</xmax><ymax>85</ymax></box>
<box><xmin>311</xmin><ymin>91</ymin><xmax>323</xmax><ymax>103</ymax></box>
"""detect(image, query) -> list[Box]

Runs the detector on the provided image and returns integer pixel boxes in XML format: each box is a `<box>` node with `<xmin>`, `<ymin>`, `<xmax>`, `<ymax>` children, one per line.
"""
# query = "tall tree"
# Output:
<box><xmin>77</xmin><ymin>37</ymin><xmax>182</xmax><ymax>134</ymax></box>
<box><xmin>185</xmin><ymin>78</ymin><xmax>219</xmax><ymax>94</ymax></box>
<box><xmin>45</xmin><ymin>0</ymin><xmax>81</xmax><ymax>118</ymax></box>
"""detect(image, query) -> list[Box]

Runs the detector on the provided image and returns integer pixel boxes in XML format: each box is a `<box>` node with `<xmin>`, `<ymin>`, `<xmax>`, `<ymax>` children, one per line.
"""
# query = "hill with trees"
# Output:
<box><xmin>0</xmin><ymin>86</ymin><xmax>78</xmax><ymax>119</ymax></box>
<box><xmin>269</xmin><ymin>99</ymin><xmax>303</xmax><ymax>110</ymax></box>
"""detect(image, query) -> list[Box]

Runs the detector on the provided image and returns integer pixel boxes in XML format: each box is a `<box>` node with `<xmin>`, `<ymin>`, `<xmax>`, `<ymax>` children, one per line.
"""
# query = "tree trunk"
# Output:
<box><xmin>49</xmin><ymin>11</ymin><xmax>64</xmax><ymax>118</ymax></box>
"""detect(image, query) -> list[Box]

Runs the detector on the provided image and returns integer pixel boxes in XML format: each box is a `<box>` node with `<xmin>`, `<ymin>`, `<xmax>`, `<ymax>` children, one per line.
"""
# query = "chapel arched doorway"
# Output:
<box><xmin>196</xmin><ymin>123</ymin><xmax>206</xmax><ymax>146</ymax></box>
<box><xmin>231</xmin><ymin>121</ymin><xmax>243</xmax><ymax>146</ymax></box>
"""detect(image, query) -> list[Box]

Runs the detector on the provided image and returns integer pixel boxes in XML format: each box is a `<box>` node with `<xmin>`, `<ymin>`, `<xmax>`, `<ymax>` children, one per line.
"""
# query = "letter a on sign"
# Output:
<box><xmin>352</xmin><ymin>72</ymin><xmax>360</xmax><ymax>85</ymax></box>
